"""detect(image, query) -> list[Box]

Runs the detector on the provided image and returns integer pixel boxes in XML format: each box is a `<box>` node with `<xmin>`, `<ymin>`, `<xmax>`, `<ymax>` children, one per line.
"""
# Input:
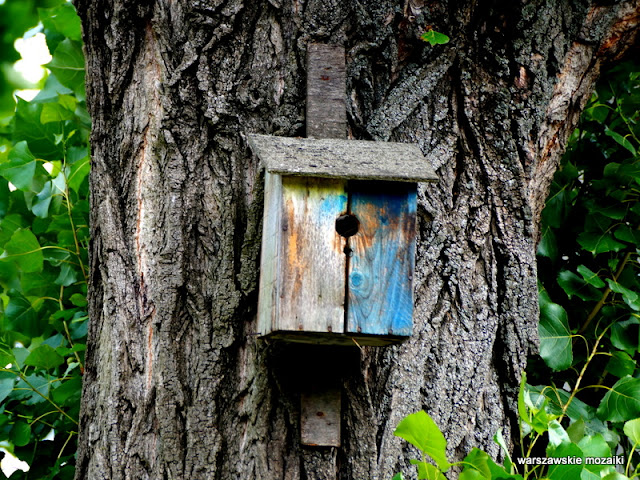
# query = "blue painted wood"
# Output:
<box><xmin>347</xmin><ymin>182</ymin><xmax>417</xmax><ymax>336</ymax></box>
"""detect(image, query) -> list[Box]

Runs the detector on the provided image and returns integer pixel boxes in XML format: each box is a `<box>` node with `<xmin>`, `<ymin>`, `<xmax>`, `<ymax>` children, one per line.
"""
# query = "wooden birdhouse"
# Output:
<box><xmin>248</xmin><ymin>134</ymin><xmax>437</xmax><ymax>346</ymax></box>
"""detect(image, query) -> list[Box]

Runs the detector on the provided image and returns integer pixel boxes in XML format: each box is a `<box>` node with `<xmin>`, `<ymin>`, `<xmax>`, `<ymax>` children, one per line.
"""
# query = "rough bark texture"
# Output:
<box><xmin>74</xmin><ymin>0</ymin><xmax>640</xmax><ymax>479</ymax></box>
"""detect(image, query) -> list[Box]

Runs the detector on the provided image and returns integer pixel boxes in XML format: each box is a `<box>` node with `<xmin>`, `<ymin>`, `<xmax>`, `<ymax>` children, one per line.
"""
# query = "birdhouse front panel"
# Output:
<box><xmin>279</xmin><ymin>175</ymin><xmax>347</xmax><ymax>334</ymax></box>
<box><xmin>347</xmin><ymin>181</ymin><xmax>417</xmax><ymax>337</ymax></box>
<box><xmin>248</xmin><ymin>134</ymin><xmax>437</xmax><ymax>346</ymax></box>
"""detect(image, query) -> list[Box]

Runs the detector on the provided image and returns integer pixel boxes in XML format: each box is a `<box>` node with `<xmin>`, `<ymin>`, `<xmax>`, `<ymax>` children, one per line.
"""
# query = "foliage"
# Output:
<box><xmin>393</xmin><ymin>59</ymin><xmax>640</xmax><ymax>480</ymax></box>
<box><xmin>0</xmin><ymin>1</ymin><xmax>88</xmax><ymax>478</ymax></box>
<box><xmin>392</xmin><ymin>401</ymin><xmax>640</xmax><ymax>479</ymax></box>
<box><xmin>420</xmin><ymin>28</ymin><xmax>450</xmax><ymax>46</ymax></box>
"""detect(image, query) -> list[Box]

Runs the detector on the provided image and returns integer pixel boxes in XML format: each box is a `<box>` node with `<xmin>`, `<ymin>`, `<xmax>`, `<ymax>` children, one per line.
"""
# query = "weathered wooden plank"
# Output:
<box><xmin>306</xmin><ymin>44</ymin><xmax>346</xmax><ymax>139</ymax></box>
<box><xmin>347</xmin><ymin>181</ymin><xmax>417</xmax><ymax>337</ymax></box>
<box><xmin>247</xmin><ymin>134</ymin><xmax>438</xmax><ymax>183</ymax></box>
<box><xmin>257</xmin><ymin>171</ymin><xmax>283</xmax><ymax>336</ymax></box>
<box><xmin>301</xmin><ymin>388</ymin><xmax>341</xmax><ymax>446</ymax></box>
<box><xmin>276</xmin><ymin>176</ymin><xmax>347</xmax><ymax>334</ymax></box>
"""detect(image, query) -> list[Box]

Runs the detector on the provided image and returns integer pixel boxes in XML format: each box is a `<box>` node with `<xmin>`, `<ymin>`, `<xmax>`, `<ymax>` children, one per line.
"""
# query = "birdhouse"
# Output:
<box><xmin>248</xmin><ymin>134</ymin><xmax>437</xmax><ymax>346</ymax></box>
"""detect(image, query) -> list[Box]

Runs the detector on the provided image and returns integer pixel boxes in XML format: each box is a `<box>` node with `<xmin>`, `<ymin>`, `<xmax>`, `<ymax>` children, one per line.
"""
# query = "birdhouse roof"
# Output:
<box><xmin>247</xmin><ymin>134</ymin><xmax>438</xmax><ymax>183</ymax></box>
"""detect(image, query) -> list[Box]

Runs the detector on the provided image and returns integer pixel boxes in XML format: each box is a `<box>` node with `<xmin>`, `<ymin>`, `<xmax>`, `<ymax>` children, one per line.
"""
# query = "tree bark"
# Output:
<box><xmin>73</xmin><ymin>0</ymin><xmax>640</xmax><ymax>479</ymax></box>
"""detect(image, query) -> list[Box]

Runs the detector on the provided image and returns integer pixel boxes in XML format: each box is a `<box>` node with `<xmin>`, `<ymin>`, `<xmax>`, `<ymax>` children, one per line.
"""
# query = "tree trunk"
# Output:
<box><xmin>73</xmin><ymin>0</ymin><xmax>640</xmax><ymax>478</ymax></box>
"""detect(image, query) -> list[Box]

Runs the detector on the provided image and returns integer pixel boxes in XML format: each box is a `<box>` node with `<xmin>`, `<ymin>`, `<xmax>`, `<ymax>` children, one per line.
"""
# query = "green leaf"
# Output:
<box><xmin>601</xmin><ymin>473</ymin><xmax>631</xmax><ymax>480</ymax></box>
<box><xmin>10</xmin><ymin>421</ymin><xmax>31</xmax><ymax>447</ymax></box>
<box><xmin>4</xmin><ymin>291</ymin><xmax>42</xmax><ymax>337</ymax></box>
<box><xmin>623</xmin><ymin>418</ymin><xmax>640</xmax><ymax>445</ymax></box>
<box><xmin>577</xmin><ymin>232</ymin><xmax>626</xmax><ymax>254</ymax></box>
<box><xmin>605</xmin><ymin>127</ymin><xmax>637</xmax><ymax>155</ymax></box>
<box><xmin>613</xmin><ymin>225</ymin><xmax>640</xmax><ymax>246</ymax></box>
<box><xmin>576</xmin><ymin>265</ymin><xmax>605</xmax><ymax>288</ymax></box>
<box><xmin>583</xmin><ymin>104</ymin><xmax>609</xmax><ymax>123</ymax></box>
<box><xmin>0</xmin><ymin>141</ymin><xmax>36</xmax><ymax>190</ymax></box>
<box><xmin>1</xmin><ymin>228</ymin><xmax>43</xmax><ymax>273</ymax></box>
<box><xmin>605</xmin><ymin>351</ymin><xmax>636</xmax><ymax>378</ymax></box>
<box><xmin>493</xmin><ymin>429</ymin><xmax>513</xmax><ymax>474</ymax></box>
<box><xmin>13</xmin><ymin>374</ymin><xmax>49</xmax><ymax>405</ymax></box>
<box><xmin>610</xmin><ymin>316</ymin><xmax>639</xmax><ymax>355</ymax></box>
<box><xmin>459</xmin><ymin>469</ymin><xmax>487</xmax><ymax>480</ymax></box>
<box><xmin>460</xmin><ymin>448</ymin><xmax>491</xmax><ymax>479</ymax></box>
<box><xmin>539</xmin><ymin>294</ymin><xmax>573</xmax><ymax>371</ymax></box>
<box><xmin>67</xmin><ymin>154</ymin><xmax>89</xmax><ymax>193</ymax></box>
<box><xmin>47</xmin><ymin>39</ymin><xmax>85</xmax><ymax>95</ymax></box>
<box><xmin>392</xmin><ymin>474</ymin><xmax>404</xmax><ymax>480</ymax></box>
<box><xmin>410</xmin><ymin>460</ymin><xmax>447</xmax><ymax>480</ymax></box>
<box><xmin>54</xmin><ymin>262</ymin><xmax>77</xmax><ymax>287</ymax></box>
<box><xmin>606</xmin><ymin>279</ymin><xmax>640</xmax><ymax>311</ymax></box>
<box><xmin>537</xmin><ymin>227</ymin><xmax>558</xmax><ymax>261</ymax></box>
<box><xmin>596</xmin><ymin>375</ymin><xmax>640</xmax><ymax>422</ymax></box>
<box><xmin>12</xmin><ymin>98</ymin><xmax>64</xmax><ymax>160</ymax></box>
<box><xmin>547</xmin><ymin>420</ymin><xmax>571</xmax><ymax>453</ymax></box>
<box><xmin>51</xmin><ymin>376</ymin><xmax>82</xmax><ymax>405</ymax></box>
<box><xmin>394</xmin><ymin>411</ymin><xmax>451</xmax><ymax>471</ymax></box>
<box><xmin>578</xmin><ymin>434</ymin><xmax>611</xmax><ymax>477</ymax></box>
<box><xmin>557</xmin><ymin>270</ymin><xmax>601</xmax><ymax>301</ymax></box>
<box><xmin>69</xmin><ymin>293</ymin><xmax>87</xmax><ymax>307</ymax></box>
<box><xmin>24</xmin><ymin>344</ymin><xmax>64</xmax><ymax>370</ymax></box>
<box><xmin>39</xmin><ymin>3</ymin><xmax>83</xmax><ymax>42</ymax></box>
<box><xmin>0</xmin><ymin>377</ymin><xmax>15</xmax><ymax>404</ymax></box>
<box><xmin>547</xmin><ymin>441</ymin><xmax>584</xmax><ymax>480</ymax></box>
<box><xmin>31</xmin><ymin>180</ymin><xmax>53</xmax><ymax>218</ymax></box>
<box><xmin>420</xmin><ymin>30</ymin><xmax>450</xmax><ymax>46</ymax></box>
<box><xmin>40</xmin><ymin>102</ymin><xmax>74</xmax><ymax>124</ymax></box>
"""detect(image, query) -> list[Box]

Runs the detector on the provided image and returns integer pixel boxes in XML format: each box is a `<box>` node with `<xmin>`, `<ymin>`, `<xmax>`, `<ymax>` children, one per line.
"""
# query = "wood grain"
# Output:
<box><xmin>306</xmin><ymin>44</ymin><xmax>346</xmax><ymax>139</ymax></box>
<box><xmin>347</xmin><ymin>181</ymin><xmax>417</xmax><ymax>337</ymax></box>
<box><xmin>274</xmin><ymin>176</ymin><xmax>348</xmax><ymax>334</ymax></box>
<box><xmin>247</xmin><ymin>134</ymin><xmax>438</xmax><ymax>183</ymax></box>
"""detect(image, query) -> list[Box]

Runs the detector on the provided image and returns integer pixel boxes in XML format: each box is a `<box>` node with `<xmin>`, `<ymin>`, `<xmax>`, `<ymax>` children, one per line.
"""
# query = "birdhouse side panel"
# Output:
<box><xmin>347</xmin><ymin>182</ymin><xmax>417</xmax><ymax>336</ymax></box>
<box><xmin>277</xmin><ymin>176</ymin><xmax>348</xmax><ymax>334</ymax></box>
<box><xmin>257</xmin><ymin>171</ymin><xmax>284</xmax><ymax>336</ymax></box>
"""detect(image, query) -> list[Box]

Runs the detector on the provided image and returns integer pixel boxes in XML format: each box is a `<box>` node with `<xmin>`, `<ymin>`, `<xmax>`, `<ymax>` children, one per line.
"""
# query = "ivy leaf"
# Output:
<box><xmin>394</xmin><ymin>411</ymin><xmax>451</xmax><ymax>471</ymax></box>
<box><xmin>538</xmin><ymin>293</ymin><xmax>573</xmax><ymax>371</ymax></box>
<box><xmin>0</xmin><ymin>141</ymin><xmax>36</xmax><ymax>191</ymax></box>
<box><xmin>596</xmin><ymin>376</ymin><xmax>640</xmax><ymax>422</ymax></box>
<box><xmin>47</xmin><ymin>39</ymin><xmax>85</xmax><ymax>96</ymax></box>
<box><xmin>421</xmin><ymin>30</ymin><xmax>450</xmax><ymax>46</ymax></box>
<box><xmin>24</xmin><ymin>344</ymin><xmax>64</xmax><ymax>370</ymax></box>
<box><xmin>1</xmin><ymin>228</ymin><xmax>44</xmax><ymax>273</ymax></box>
